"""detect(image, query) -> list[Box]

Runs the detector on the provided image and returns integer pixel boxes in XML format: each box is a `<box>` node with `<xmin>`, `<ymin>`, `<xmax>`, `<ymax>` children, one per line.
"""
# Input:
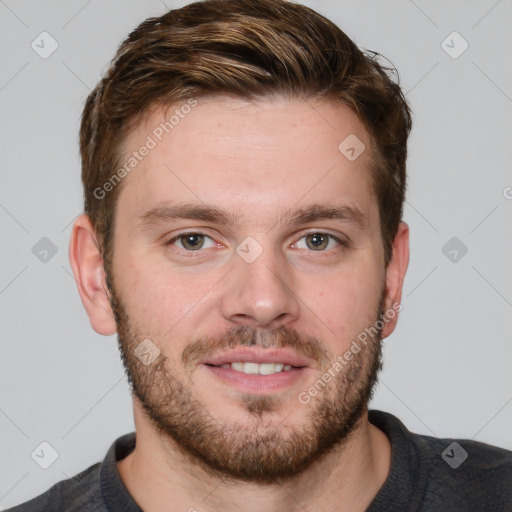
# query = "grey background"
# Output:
<box><xmin>1</xmin><ymin>0</ymin><xmax>511</xmax><ymax>508</ymax></box>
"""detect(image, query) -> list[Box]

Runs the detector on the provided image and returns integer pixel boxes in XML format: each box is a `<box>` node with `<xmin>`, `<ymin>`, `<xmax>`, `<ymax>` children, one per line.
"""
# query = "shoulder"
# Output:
<box><xmin>370</xmin><ymin>410</ymin><xmax>512</xmax><ymax>510</ymax></box>
<box><xmin>4</xmin><ymin>463</ymin><xmax>104</xmax><ymax>512</ymax></box>
<box><xmin>419</xmin><ymin>434</ymin><xmax>512</xmax><ymax>500</ymax></box>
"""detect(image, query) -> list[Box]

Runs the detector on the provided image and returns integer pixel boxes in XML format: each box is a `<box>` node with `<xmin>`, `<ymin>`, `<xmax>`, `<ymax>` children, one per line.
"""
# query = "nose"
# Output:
<box><xmin>220</xmin><ymin>246</ymin><xmax>300</xmax><ymax>329</ymax></box>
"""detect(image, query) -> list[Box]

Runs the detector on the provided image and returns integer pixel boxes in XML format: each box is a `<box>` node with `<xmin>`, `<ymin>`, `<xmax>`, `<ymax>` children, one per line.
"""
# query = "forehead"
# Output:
<box><xmin>116</xmin><ymin>96</ymin><xmax>377</xmax><ymax>226</ymax></box>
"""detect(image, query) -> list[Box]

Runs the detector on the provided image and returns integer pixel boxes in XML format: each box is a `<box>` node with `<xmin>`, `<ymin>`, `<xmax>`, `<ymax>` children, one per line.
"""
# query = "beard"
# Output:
<box><xmin>107</xmin><ymin>271</ymin><xmax>384</xmax><ymax>484</ymax></box>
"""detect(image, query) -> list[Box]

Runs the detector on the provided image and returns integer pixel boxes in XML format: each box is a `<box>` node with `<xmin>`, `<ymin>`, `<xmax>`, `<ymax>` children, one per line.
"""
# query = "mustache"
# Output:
<box><xmin>182</xmin><ymin>325</ymin><xmax>330</xmax><ymax>369</ymax></box>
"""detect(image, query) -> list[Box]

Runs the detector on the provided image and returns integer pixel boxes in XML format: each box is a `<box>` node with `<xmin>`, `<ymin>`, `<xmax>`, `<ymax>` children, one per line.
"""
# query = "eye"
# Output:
<box><xmin>166</xmin><ymin>232</ymin><xmax>217</xmax><ymax>251</ymax></box>
<box><xmin>294</xmin><ymin>232</ymin><xmax>344</xmax><ymax>251</ymax></box>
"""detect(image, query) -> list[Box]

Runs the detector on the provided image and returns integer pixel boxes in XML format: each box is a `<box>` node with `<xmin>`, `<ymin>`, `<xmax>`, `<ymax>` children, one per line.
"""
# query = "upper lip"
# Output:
<box><xmin>202</xmin><ymin>348</ymin><xmax>314</xmax><ymax>368</ymax></box>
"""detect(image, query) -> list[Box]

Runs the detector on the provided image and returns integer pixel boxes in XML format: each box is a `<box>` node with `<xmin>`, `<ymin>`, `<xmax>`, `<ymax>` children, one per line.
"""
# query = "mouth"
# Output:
<box><xmin>199</xmin><ymin>348</ymin><xmax>313</xmax><ymax>393</ymax></box>
<box><xmin>207</xmin><ymin>361</ymin><xmax>296</xmax><ymax>375</ymax></box>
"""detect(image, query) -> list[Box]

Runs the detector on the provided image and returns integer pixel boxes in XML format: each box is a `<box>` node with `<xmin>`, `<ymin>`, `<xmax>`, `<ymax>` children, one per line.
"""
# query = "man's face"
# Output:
<box><xmin>107</xmin><ymin>97</ymin><xmax>393</xmax><ymax>482</ymax></box>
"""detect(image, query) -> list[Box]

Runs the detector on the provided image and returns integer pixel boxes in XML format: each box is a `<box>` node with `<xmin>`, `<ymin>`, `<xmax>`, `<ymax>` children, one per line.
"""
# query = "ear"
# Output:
<box><xmin>381</xmin><ymin>221</ymin><xmax>409</xmax><ymax>338</ymax></box>
<box><xmin>68</xmin><ymin>214</ymin><xmax>117</xmax><ymax>335</ymax></box>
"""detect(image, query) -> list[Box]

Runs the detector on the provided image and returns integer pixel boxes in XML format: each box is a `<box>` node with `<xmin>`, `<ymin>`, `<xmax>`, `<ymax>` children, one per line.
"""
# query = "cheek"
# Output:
<box><xmin>299</xmin><ymin>265</ymin><xmax>383</xmax><ymax>347</ymax></box>
<box><xmin>113</xmin><ymin>250</ymin><xmax>221</xmax><ymax>336</ymax></box>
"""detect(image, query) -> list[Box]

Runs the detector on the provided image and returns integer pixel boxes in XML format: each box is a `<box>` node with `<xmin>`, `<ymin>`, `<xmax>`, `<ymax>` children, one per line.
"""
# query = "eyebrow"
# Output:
<box><xmin>138</xmin><ymin>201</ymin><xmax>367</xmax><ymax>230</ymax></box>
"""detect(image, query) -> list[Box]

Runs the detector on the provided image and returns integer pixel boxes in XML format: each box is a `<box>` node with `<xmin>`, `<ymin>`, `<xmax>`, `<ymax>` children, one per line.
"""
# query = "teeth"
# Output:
<box><xmin>226</xmin><ymin>362</ymin><xmax>295</xmax><ymax>375</ymax></box>
<box><xmin>258</xmin><ymin>363</ymin><xmax>276</xmax><ymax>375</ymax></box>
<box><xmin>244</xmin><ymin>362</ymin><xmax>260</xmax><ymax>375</ymax></box>
<box><xmin>231</xmin><ymin>362</ymin><xmax>244</xmax><ymax>372</ymax></box>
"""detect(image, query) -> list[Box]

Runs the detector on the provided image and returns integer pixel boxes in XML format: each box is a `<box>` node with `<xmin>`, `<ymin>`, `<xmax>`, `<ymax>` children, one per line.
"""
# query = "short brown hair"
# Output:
<box><xmin>80</xmin><ymin>0</ymin><xmax>412</xmax><ymax>269</ymax></box>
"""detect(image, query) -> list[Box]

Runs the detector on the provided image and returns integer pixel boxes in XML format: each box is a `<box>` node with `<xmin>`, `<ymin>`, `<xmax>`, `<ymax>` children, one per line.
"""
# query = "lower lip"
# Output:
<box><xmin>203</xmin><ymin>365</ymin><xmax>309</xmax><ymax>393</ymax></box>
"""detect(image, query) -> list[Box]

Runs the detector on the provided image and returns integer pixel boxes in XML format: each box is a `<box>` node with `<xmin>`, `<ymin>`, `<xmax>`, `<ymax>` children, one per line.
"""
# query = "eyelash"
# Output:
<box><xmin>165</xmin><ymin>231</ymin><xmax>348</xmax><ymax>254</ymax></box>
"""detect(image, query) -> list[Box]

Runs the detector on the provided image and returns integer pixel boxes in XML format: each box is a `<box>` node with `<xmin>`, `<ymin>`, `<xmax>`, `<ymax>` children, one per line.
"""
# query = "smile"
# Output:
<box><xmin>219</xmin><ymin>362</ymin><xmax>294</xmax><ymax>375</ymax></box>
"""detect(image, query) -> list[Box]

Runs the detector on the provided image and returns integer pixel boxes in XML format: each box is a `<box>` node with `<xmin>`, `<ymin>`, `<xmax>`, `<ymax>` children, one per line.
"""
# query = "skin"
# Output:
<box><xmin>69</xmin><ymin>96</ymin><xmax>409</xmax><ymax>512</ymax></box>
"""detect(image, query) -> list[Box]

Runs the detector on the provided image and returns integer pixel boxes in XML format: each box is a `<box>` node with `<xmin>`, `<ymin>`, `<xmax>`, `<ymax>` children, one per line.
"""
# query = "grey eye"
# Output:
<box><xmin>180</xmin><ymin>233</ymin><xmax>206</xmax><ymax>250</ymax></box>
<box><xmin>305</xmin><ymin>233</ymin><xmax>329</xmax><ymax>250</ymax></box>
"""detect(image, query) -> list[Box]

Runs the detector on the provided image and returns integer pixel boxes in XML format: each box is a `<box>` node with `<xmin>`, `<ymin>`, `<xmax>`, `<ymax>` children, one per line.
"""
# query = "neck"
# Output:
<box><xmin>117</xmin><ymin>401</ymin><xmax>391</xmax><ymax>512</ymax></box>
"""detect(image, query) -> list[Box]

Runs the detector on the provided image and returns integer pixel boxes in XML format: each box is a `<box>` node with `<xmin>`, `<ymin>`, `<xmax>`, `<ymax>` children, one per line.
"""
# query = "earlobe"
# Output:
<box><xmin>68</xmin><ymin>214</ymin><xmax>117</xmax><ymax>336</ymax></box>
<box><xmin>381</xmin><ymin>222</ymin><xmax>409</xmax><ymax>338</ymax></box>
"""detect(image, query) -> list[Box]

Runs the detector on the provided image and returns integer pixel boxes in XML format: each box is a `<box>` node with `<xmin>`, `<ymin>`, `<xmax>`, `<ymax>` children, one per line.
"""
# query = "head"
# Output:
<box><xmin>70</xmin><ymin>0</ymin><xmax>411</xmax><ymax>483</ymax></box>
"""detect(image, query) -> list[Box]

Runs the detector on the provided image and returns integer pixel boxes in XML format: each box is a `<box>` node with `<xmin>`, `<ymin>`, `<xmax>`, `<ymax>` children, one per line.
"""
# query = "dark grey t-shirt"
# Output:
<box><xmin>6</xmin><ymin>410</ymin><xmax>512</xmax><ymax>511</ymax></box>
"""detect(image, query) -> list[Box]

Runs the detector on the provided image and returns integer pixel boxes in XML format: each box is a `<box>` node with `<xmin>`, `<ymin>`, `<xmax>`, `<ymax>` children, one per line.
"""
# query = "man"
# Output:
<box><xmin>8</xmin><ymin>0</ymin><xmax>511</xmax><ymax>510</ymax></box>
